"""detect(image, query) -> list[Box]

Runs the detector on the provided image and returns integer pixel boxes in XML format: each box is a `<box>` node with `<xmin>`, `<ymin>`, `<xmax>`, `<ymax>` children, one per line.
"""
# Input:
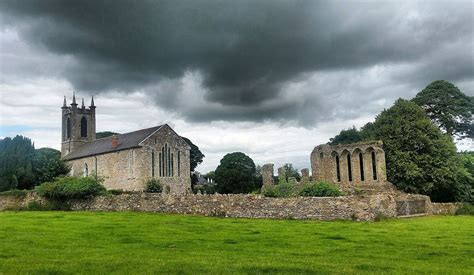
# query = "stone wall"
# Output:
<box><xmin>430</xmin><ymin>202</ymin><xmax>460</xmax><ymax>215</ymax></box>
<box><xmin>262</xmin><ymin>164</ymin><xmax>274</xmax><ymax>188</ymax></box>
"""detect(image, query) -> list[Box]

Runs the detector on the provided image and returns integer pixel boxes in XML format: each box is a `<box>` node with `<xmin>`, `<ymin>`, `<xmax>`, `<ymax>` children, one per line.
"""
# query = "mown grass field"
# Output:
<box><xmin>0</xmin><ymin>212</ymin><xmax>472</xmax><ymax>274</ymax></box>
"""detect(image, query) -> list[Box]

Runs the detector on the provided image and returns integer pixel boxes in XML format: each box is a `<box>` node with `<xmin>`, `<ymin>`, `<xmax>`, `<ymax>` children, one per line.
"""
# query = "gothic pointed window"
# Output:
<box><xmin>80</xmin><ymin>117</ymin><xmax>87</xmax><ymax>137</ymax></box>
<box><xmin>335</xmin><ymin>155</ymin><xmax>341</xmax><ymax>182</ymax></box>
<box><xmin>83</xmin><ymin>163</ymin><xmax>88</xmax><ymax>177</ymax></box>
<box><xmin>371</xmin><ymin>151</ymin><xmax>377</xmax><ymax>180</ymax></box>
<box><xmin>177</xmin><ymin>151</ymin><xmax>181</xmax><ymax>177</ymax></box>
<box><xmin>151</xmin><ymin>150</ymin><xmax>155</xmax><ymax>177</ymax></box>
<box><xmin>359</xmin><ymin>153</ymin><xmax>365</xmax><ymax>181</ymax></box>
<box><xmin>66</xmin><ymin>118</ymin><xmax>71</xmax><ymax>139</ymax></box>
<box><xmin>347</xmin><ymin>154</ymin><xmax>352</xmax><ymax>182</ymax></box>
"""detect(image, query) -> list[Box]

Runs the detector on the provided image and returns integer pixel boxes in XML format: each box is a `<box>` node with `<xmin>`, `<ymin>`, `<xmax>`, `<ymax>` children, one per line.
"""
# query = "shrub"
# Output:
<box><xmin>145</xmin><ymin>178</ymin><xmax>162</xmax><ymax>193</ymax></box>
<box><xmin>299</xmin><ymin>181</ymin><xmax>343</xmax><ymax>197</ymax></box>
<box><xmin>35</xmin><ymin>177</ymin><xmax>106</xmax><ymax>200</ymax></box>
<box><xmin>455</xmin><ymin>203</ymin><xmax>474</xmax><ymax>216</ymax></box>
<box><xmin>263</xmin><ymin>182</ymin><xmax>295</xmax><ymax>198</ymax></box>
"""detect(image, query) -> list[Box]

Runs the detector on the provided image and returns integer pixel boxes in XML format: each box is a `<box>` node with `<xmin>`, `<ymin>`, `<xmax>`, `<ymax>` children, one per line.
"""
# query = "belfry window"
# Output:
<box><xmin>80</xmin><ymin>117</ymin><xmax>87</xmax><ymax>137</ymax></box>
<box><xmin>66</xmin><ymin>118</ymin><xmax>71</xmax><ymax>139</ymax></box>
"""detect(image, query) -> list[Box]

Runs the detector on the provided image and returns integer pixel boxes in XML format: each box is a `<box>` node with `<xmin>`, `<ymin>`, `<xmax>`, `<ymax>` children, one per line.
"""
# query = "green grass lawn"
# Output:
<box><xmin>0</xmin><ymin>212</ymin><xmax>472</xmax><ymax>274</ymax></box>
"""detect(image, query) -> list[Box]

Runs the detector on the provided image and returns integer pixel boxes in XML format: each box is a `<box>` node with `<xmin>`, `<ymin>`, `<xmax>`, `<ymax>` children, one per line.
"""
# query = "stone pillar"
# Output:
<box><xmin>262</xmin><ymin>164</ymin><xmax>274</xmax><ymax>188</ymax></box>
<box><xmin>301</xmin><ymin>168</ymin><xmax>309</xmax><ymax>183</ymax></box>
<box><xmin>278</xmin><ymin>166</ymin><xmax>286</xmax><ymax>183</ymax></box>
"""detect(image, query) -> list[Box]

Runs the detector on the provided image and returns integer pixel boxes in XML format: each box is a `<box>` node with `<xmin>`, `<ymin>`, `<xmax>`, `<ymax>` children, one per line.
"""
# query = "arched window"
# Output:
<box><xmin>128</xmin><ymin>150</ymin><xmax>134</xmax><ymax>178</ymax></box>
<box><xmin>371</xmin><ymin>151</ymin><xmax>377</xmax><ymax>180</ymax></box>
<box><xmin>80</xmin><ymin>117</ymin><xmax>87</xmax><ymax>138</ymax></box>
<box><xmin>171</xmin><ymin>153</ymin><xmax>174</xmax><ymax>177</ymax></box>
<box><xmin>83</xmin><ymin>163</ymin><xmax>88</xmax><ymax>177</ymax></box>
<box><xmin>177</xmin><ymin>151</ymin><xmax>181</xmax><ymax>177</ymax></box>
<box><xmin>168</xmin><ymin>146</ymin><xmax>171</xmax><ymax>177</ymax></box>
<box><xmin>347</xmin><ymin>154</ymin><xmax>352</xmax><ymax>182</ymax></box>
<box><xmin>320</xmin><ymin>152</ymin><xmax>324</xmax><ymax>159</ymax></box>
<box><xmin>359</xmin><ymin>153</ymin><xmax>365</xmax><ymax>181</ymax></box>
<box><xmin>66</xmin><ymin>118</ymin><xmax>71</xmax><ymax>139</ymax></box>
<box><xmin>159</xmin><ymin>152</ymin><xmax>162</xmax><ymax>177</ymax></box>
<box><xmin>151</xmin><ymin>150</ymin><xmax>155</xmax><ymax>177</ymax></box>
<box><xmin>335</xmin><ymin>155</ymin><xmax>341</xmax><ymax>182</ymax></box>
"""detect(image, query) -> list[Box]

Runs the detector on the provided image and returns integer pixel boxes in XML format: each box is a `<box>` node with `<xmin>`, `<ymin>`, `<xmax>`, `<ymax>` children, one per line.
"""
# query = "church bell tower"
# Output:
<box><xmin>61</xmin><ymin>92</ymin><xmax>96</xmax><ymax>157</ymax></box>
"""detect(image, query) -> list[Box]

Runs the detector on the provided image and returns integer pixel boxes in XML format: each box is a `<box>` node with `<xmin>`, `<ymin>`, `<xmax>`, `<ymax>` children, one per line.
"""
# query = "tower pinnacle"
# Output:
<box><xmin>81</xmin><ymin>98</ymin><xmax>85</xmax><ymax>109</ymax></box>
<box><xmin>71</xmin><ymin>92</ymin><xmax>77</xmax><ymax>106</ymax></box>
<box><xmin>62</xmin><ymin>96</ymin><xmax>67</xmax><ymax>108</ymax></box>
<box><xmin>90</xmin><ymin>95</ymin><xmax>95</xmax><ymax>108</ymax></box>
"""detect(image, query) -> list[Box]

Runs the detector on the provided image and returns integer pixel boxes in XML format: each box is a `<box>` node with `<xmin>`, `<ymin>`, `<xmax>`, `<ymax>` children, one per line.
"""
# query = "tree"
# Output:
<box><xmin>369</xmin><ymin>99</ymin><xmax>471</xmax><ymax>202</ymax></box>
<box><xmin>0</xmin><ymin>136</ymin><xmax>36</xmax><ymax>191</ymax></box>
<box><xmin>33</xmin><ymin>148</ymin><xmax>70</xmax><ymax>184</ymax></box>
<box><xmin>282</xmin><ymin>163</ymin><xmax>301</xmax><ymax>182</ymax></box>
<box><xmin>214</xmin><ymin>152</ymin><xmax>256</xmax><ymax>194</ymax></box>
<box><xmin>329</xmin><ymin>126</ymin><xmax>363</xmax><ymax>145</ymax></box>
<box><xmin>181</xmin><ymin>136</ymin><xmax>205</xmax><ymax>172</ymax></box>
<box><xmin>412</xmin><ymin>80</ymin><xmax>474</xmax><ymax>139</ymax></box>
<box><xmin>96</xmin><ymin>131</ymin><xmax>119</xmax><ymax>139</ymax></box>
<box><xmin>0</xmin><ymin>136</ymin><xmax>70</xmax><ymax>191</ymax></box>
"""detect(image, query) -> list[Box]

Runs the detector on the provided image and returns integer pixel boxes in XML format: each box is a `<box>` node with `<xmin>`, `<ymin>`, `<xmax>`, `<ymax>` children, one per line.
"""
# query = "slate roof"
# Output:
<box><xmin>63</xmin><ymin>125</ymin><xmax>163</xmax><ymax>160</ymax></box>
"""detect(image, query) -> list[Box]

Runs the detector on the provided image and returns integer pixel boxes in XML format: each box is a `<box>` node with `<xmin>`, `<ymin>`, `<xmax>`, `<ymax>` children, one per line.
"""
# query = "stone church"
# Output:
<box><xmin>60</xmin><ymin>94</ymin><xmax>191</xmax><ymax>194</ymax></box>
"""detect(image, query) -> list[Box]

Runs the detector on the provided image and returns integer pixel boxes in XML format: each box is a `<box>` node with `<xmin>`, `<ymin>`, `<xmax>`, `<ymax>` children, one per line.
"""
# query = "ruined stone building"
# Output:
<box><xmin>311</xmin><ymin>141</ymin><xmax>394</xmax><ymax>193</ymax></box>
<box><xmin>60</xmin><ymin>94</ymin><xmax>191</xmax><ymax>193</ymax></box>
<box><xmin>262</xmin><ymin>140</ymin><xmax>395</xmax><ymax>194</ymax></box>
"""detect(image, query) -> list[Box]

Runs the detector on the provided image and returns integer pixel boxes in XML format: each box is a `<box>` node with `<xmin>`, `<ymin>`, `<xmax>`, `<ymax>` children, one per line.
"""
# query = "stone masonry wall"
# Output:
<box><xmin>0</xmin><ymin>192</ymin><xmax>459</xmax><ymax>221</ymax></box>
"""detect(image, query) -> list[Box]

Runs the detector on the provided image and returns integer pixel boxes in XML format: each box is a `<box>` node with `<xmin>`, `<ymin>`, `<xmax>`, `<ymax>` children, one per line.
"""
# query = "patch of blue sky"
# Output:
<box><xmin>0</xmin><ymin>124</ymin><xmax>33</xmax><ymax>137</ymax></box>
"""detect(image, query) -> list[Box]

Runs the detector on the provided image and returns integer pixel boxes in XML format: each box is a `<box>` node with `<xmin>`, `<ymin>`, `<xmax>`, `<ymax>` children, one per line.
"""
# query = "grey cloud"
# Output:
<box><xmin>1</xmin><ymin>0</ymin><xmax>472</xmax><ymax>125</ymax></box>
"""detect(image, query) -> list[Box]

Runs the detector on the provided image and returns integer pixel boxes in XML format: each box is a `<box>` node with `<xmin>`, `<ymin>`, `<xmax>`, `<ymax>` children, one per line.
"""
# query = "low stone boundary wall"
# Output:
<box><xmin>0</xmin><ymin>192</ymin><xmax>459</xmax><ymax>221</ymax></box>
<box><xmin>430</xmin><ymin>202</ymin><xmax>460</xmax><ymax>215</ymax></box>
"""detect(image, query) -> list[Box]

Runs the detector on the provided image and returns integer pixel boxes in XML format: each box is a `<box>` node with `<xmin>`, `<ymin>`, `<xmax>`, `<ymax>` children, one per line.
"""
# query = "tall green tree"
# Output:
<box><xmin>33</xmin><ymin>148</ymin><xmax>70</xmax><ymax>184</ymax></box>
<box><xmin>0</xmin><ymin>136</ymin><xmax>70</xmax><ymax>191</ymax></box>
<box><xmin>369</xmin><ymin>99</ymin><xmax>471</xmax><ymax>202</ymax></box>
<box><xmin>181</xmin><ymin>136</ymin><xmax>205</xmax><ymax>172</ymax></box>
<box><xmin>329</xmin><ymin>126</ymin><xmax>363</xmax><ymax>145</ymax></box>
<box><xmin>214</xmin><ymin>152</ymin><xmax>256</xmax><ymax>194</ymax></box>
<box><xmin>0</xmin><ymin>136</ymin><xmax>36</xmax><ymax>191</ymax></box>
<box><xmin>412</xmin><ymin>80</ymin><xmax>474</xmax><ymax>139</ymax></box>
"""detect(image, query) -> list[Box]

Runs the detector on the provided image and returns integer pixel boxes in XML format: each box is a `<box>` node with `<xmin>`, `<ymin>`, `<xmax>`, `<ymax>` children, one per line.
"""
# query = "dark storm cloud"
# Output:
<box><xmin>1</xmin><ymin>0</ymin><xmax>473</xmax><ymax>124</ymax></box>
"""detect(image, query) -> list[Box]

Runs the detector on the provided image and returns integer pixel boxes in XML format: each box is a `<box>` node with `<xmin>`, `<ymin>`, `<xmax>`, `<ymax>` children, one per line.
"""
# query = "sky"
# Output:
<box><xmin>0</xmin><ymin>0</ymin><xmax>473</xmax><ymax>173</ymax></box>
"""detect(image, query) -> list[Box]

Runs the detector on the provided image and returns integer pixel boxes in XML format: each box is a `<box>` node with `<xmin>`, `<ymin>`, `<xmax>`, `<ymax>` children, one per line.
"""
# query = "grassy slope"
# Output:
<box><xmin>0</xmin><ymin>212</ymin><xmax>472</xmax><ymax>274</ymax></box>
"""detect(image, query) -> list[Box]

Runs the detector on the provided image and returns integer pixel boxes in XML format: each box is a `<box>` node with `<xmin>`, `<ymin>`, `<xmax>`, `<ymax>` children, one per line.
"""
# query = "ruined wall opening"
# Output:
<box><xmin>371</xmin><ymin>151</ymin><xmax>377</xmax><ymax>180</ymax></box>
<box><xmin>347</xmin><ymin>154</ymin><xmax>352</xmax><ymax>182</ymax></box>
<box><xmin>359</xmin><ymin>153</ymin><xmax>365</xmax><ymax>181</ymax></box>
<box><xmin>335</xmin><ymin>155</ymin><xmax>341</xmax><ymax>182</ymax></box>
<box><xmin>83</xmin><ymin>163</ymin><xmax>88</xmax><ymax>177</ymax></box>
